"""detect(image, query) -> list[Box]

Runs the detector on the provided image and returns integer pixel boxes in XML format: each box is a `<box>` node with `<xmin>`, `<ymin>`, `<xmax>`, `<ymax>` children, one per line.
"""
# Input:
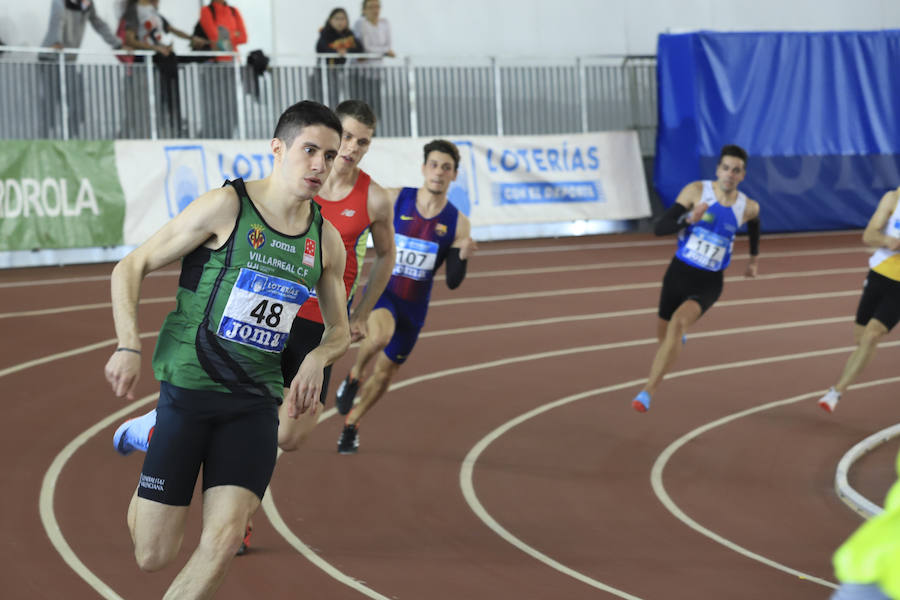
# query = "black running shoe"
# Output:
<box><xmin>335</xmin><ymin>376</ymin><xmax>359</xmax><ymax>415</ymax></box>
<box><xmin>337</xmin><ymin>424</ymin><xmax>359</xmax><ymax>454</ymax></box>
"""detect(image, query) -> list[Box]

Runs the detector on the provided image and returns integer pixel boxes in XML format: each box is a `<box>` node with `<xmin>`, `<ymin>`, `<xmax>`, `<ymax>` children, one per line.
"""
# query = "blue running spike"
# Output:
<box><xmin>632</xmin><ymin>391</ymin><xmax>651</xmax><ymax>413</ymax></box>
<box><xmin>113</xmin><ymin>408</ymin><xmax>157</xmax><ymax>455</ymax></box>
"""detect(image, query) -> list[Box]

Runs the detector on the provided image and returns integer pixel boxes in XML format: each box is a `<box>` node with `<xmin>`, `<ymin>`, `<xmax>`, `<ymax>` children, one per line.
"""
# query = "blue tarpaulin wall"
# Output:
<box><xmin>654</xmin><ymin>30</ymin><xmax>900</xmax><ymax>231</ymax></box>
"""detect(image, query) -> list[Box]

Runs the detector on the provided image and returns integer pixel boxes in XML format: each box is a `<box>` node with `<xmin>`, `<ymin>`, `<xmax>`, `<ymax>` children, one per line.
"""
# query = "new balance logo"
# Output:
<box><xmin>341</xmin><ymin>209</ymin><xmax>356</xmax><ymax>217</ymax></box>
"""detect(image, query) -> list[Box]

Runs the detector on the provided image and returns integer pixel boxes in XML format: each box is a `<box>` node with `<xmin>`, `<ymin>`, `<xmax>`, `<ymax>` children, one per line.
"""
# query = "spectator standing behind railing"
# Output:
<box><xmin>39</xmin><ymin>0</ymin><xmax>123</xmax><ymax>138</ymax></box>
<box><xmin>317</xmin><ymin>8</ymin><xmax>363</xmax><ymax>65</ymax></box>
<box><xmin>352</xmin><ymin>0</ymin><xmax>394</xmax><ymax>119</ymax></box>
<box><xmin>315</xmin><ymin>8</ymin><xmax>364</xmax><ymax>107</ymax></box>
<box><xmin>196</xmin><ymin>0</ymin><xmax>247</xmax><ymax>138</ymax></box>
<box><xmin>120</xmin><ymin>0</ymin><xmax>203</xmax><ymax>138</ymax></box>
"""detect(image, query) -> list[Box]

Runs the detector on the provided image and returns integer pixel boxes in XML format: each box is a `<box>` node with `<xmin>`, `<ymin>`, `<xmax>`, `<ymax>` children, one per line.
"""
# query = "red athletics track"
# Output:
<box><xmin>2</xmin><ymin>231</ymin><xmax>899</xmax><ymax>600</ymax></box>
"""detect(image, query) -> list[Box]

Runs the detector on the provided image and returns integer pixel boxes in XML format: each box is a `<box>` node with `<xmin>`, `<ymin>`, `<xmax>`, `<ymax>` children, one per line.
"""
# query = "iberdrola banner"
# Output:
<box><xmin>0</xmin><ymin>141</ymin><xmax>125</xmax><ymax>251</ymax></box>
<box><xmin>1</xmin><ymin>131</ymin><xmax>650</xmax><ymax>253</ymax></box>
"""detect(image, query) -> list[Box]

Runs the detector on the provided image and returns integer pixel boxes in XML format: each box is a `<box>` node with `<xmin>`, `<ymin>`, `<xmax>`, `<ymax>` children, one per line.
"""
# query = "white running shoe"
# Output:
<box><xmin>113</xmin><ymin>408</ymin><xmax>157</xmax><ymax>455</ymax></box>
<box><xmin>817</xmin><ymin>388</ymin><xmax>840</xmax><ymax>413</ymax></box>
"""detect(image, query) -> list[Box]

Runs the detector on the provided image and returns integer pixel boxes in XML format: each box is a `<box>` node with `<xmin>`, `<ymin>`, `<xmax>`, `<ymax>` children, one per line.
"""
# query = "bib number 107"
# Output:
<box><xmin>397</xmin><ymin>248</ymin><xmax>430</xmax><ymax>267</ymax></box>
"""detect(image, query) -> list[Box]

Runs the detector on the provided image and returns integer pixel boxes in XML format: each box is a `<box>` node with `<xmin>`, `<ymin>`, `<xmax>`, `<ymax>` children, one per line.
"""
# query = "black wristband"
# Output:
<box><xmin>654</xmin><ymin>203</ymin><xmax>689</xmax><ymax>236</ymax></box>
<box><xmin>115</xmin><ymin>347</ymin><xmax>142</xmax><ymax>355</ymax></box>
<box><xmin>747</xmin><ymin>217</ymin><xmax>761</xmax><ymax>256</ymax></box>
<box><xmin>445</xmin><ymin>247</ymin><xmax>468</xmax><ymax>289</ymax></box>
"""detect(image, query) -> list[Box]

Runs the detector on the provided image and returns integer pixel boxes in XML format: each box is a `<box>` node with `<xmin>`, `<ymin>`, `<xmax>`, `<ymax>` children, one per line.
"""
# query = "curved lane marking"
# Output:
<box><xmin>0</xmin><ymin>279</ymin><xmax>861</xmax><ymax>320</ymax></box>
<box><xmin>651</xmin><ymin>376</ymin><xmax>900</xmax><ymax>590</ymax></box>
<box><xmin>26</xmin><ymin>322</ymin><xmax>891</xmax><ymax>598</ymax></box>
<box><xmin>459</xmin><ymin>382</ymin><xmax>644</xmax><ymax>599</ymax></box>
<box><xmin>0</xmin><ymin>269</ymin><xmax>179</xmax><ymax>289</ymax></box>
<box><xmin>459</xmin><ymin>250</ymin><xmax>865</xmax><ymax>280</ymax></box>
<box><xmin>0</xmin><ymin>298</ymin><xmax>174</xmax><ymax>320</ymax></box>
<box><xmin>39</xmin><ymin>392</ymin><xmax>158</xmax><ymax>600</ymax></box>
<box><xmin>431</xmin><ymin>287</ymin><xmax>859</xmax><ymax>308</ymax></box>
<box><xmin>0</xmin><ymin>247</ymin><xmax>865</xmax><ymax>318</ymax></box>
<box><xmin>0</xmin><ymin>332</ymin><xmax>157</xmax><ymax>378</ymax></box>
<box><xmin>261</xmin><ymin>487</ymin><xmax>394</xmax><ymax>600</ymax></box>
<box><xmin>834</xmin><ymin>422</ymin><xmax>900</xmax><ymax>518</ymax></box>
<box><xmin>459</xmin><ymin>347</ymin><xmax>900</xmax><ymax>595</ymax></box>
<box><xmin>0</xmin><ymin>231</ymin><xmax>863</xmax><ymax>290</ymax></box>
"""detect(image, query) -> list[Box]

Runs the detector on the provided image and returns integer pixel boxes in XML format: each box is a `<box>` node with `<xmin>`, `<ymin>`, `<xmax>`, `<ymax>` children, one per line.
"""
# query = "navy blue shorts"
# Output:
<box><xmin>373</xmin><ymin>290</ymin><xmax>427</xmax><ymax>364</ymax></box>
<box><xmin>280</xmin><ymin>317</ymin><xmax>332</xmax><ymax>405</ymax></box>
<box><xmin>137</xmin><ymin>382</ymin><xmax>278</xmax><ymax>506</ymax></box>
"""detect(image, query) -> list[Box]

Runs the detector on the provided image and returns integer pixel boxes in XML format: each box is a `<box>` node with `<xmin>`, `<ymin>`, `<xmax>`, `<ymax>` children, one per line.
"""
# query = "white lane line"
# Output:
<box><xmin>651</xmin><ymin>376</ymin><xmax>900</xmax><ymax>590</ymax></box>
<box><xmin>0</xmin><ymin>332</ymin><xmax>157</xmax><ymax>378</ymax></box>
<box><xmin>0</xmin><ymin>297</ymin><xmax>174</xmax><ymax>320</ymax></box>
<box><xmin>833</xmin><ymin>422</ymin><xmax>900</xmax><ymax>518</ymax></box>
<box><xmin>0</xmin><ymin>292</ymin><xmax>854</xmax><ymax>381</ymax></box>
<box><xmin>27</xmin><ymin>316</ymin><xmax>870</xmax><ymax>597</ymax></box>
<box><xmin>39</xmin><ymin>392</ymin><xmax>159</xmax><ymax>600</ymax></box>
<box><xmin>261</xmin><ymin>491</ymin><xmax>394</xmax><ymax>600</ymax></box>
<box><xmin>0</xmin><ymin>241</ymin><xmax>869</xmax><ymax>296</ymax></box>
<box><xmin>432</xmin><ymin>286</ymin><xmax>860</xmax><ymax>307</ymax></box>
<box><xmin>275</xmin><ymin>328</ymin><xmax>891</xmax><ymax>596</ymax></box>
<box><xmin>420</xmin><ymin>315</ymin><xmax>851</xmax><ymax>341</ymax></box>
<box><xmin>459</xmin><ymin>249</ymin><xmax>866</xmax><ymax>279</ymax></box>
<box><xmin>0</xmin><ymin>264</ymin><xmax>864</xmax><ymax>319</ymax></box>
<box><xmin>472</xmin><ymin>230</ymin><xmax>861</xmax><ymax>256</ymax></box>
<box><xmin>459</xmin><ymin>346</ymin><xmax>900</xmax><ymax>594</ymax></box>
<box><xmin>0</xmin><ymin>269</ymin><xmax>179</xmax><ymax>289</ymax></box>
<box><xmin>459</xmin><ymin>381</ymin><xmax>645</xmax><ymax>599</ymax></box>
<box><xmin>0</xmin><ymin>232</ymin><xmax>863</xmax><ymax>293</ymax></box>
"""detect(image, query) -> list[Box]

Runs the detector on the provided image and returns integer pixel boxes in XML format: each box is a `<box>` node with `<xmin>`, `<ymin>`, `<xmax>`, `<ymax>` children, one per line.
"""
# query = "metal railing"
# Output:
<box><xmin>0</xmin><ymin>47</ymin><xmax>658</xmax><ymax>154</ymax></box>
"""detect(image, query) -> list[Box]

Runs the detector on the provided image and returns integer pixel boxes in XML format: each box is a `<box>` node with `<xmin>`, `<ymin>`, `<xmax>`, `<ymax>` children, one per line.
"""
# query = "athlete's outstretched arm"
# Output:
<box><xmin>286</xmin><ymin>220</ymin><xmax>350</xmax><ymax>417</ymax></box>
<box><xmin>348</xmin><ymin>183</ymin><xmax>397</xmax><ymax>341</ymax></box>
<box><xmin>863</xmin><ymin>190</ymin><xmax>900</xmax><ymax>251</ymax></box>
<box><xmin>104</xmin><ymin>187</ymin><xmax>240</xmax><ymax>400</ymax></box>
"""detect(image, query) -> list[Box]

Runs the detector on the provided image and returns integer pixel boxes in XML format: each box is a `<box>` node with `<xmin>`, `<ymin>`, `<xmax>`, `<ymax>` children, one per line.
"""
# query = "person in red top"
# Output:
<box><xmin>237</xmin><ymin>100</ymin><xmax>394</xmax><ymax>554</ymax></box>
<box><xmin>277</xmin><ymin>99</ymin><xmax>395</xmax><ymax>452</ymax></box>
<box><xmin>199</xmin><ymin>0</ymin><xmax>246</xmax><ymax>61</ymax></box>
<box><xmin>196</xmin><ymin>0</ymin><xmax>247</xmax><ymax>137</ymax></box>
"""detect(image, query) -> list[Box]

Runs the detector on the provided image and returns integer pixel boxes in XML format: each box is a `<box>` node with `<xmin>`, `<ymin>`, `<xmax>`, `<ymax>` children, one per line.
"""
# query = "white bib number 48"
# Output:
<box><xmin>217</xmin><ymin>268</ymin><xmax>310</xmax><ymax>352</ymax></box>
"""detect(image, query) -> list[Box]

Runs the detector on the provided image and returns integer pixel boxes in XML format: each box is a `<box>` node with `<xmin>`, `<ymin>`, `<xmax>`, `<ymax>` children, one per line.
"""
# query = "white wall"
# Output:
<box><xmin>3</xmin><ymin>0</ymin><xmax>899</xmax><ymax>59</ymax></box>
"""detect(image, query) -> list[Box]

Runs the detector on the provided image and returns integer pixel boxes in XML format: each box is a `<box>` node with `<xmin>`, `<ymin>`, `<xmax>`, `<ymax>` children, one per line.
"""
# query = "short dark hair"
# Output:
<box><xmin>423</xmin><ymin>139</ymin><xmax>460</xmax><ymax>171</ymax></box>
<box><xmin>335</xmin><ymin>99</ymin><xmax>377</xmax><ymax>130</ymax></box>
<box><xmin>719</xmin><ymin>144</ymin><xmax>748</xmax><ymax>167</ymax></box>
<box><xmin>273</xmin><ymin>100</ymin><xmax>342</xmax><ymax>148</ymax></box>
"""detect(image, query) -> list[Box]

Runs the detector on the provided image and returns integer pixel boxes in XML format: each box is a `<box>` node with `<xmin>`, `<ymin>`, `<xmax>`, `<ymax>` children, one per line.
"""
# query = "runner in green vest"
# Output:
<box><xmin>103</xmin><ymin>100</ymin><xmax>350</xmax><ymax>599</ymax></box>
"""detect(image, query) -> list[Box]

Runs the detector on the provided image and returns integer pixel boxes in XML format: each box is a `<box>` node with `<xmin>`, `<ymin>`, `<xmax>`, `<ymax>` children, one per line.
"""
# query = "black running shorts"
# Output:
<box><xmin>657</xmin><ymin>256</ymin><xmax>725</xmax><ymax>321</ymax></box>
<box><xmin>280</xmin><ymin>316</ymin><xmax>332</xmax><ymax>405</ymax></box>
<box><xmin>137</xmin><ymin>382</ymin><xmax>278</xmax><ymax>505</ymax></box>
<box><xmin>855</xmin><ymin>269</ymin><xmax>900</xmax><ymax>331</ymax></box>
